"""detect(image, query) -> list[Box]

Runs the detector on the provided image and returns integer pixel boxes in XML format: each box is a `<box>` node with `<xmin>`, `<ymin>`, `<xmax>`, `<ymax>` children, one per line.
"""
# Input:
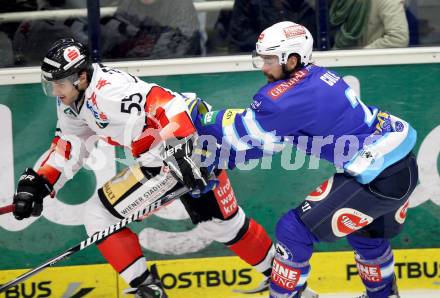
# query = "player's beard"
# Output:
<box><xmin>263</xmin><ymin>70</ymin><xmax>283</xmax><ymax>83</ymax></box>
<box><xmin>264</xmin><ymin>65</ymin><xmax>292</xmax><ymax>83</ymax></box>
<box><xmin>282</xmin><ymin>65</ymin><xmax>293</xmax><ymax>80</ymax></box>
<box><xmin>265</xmin><ymin>74</ymin><xmax>277</xmax><ymax>83</ymax></box>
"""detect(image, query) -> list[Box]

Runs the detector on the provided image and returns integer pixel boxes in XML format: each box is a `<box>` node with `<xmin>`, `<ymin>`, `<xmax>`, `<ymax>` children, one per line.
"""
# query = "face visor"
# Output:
<box><xmin>41</xmin><ymin>72</ymin><xmax>79</xmax><ymax>97</ymax></box>
<box><xmin>252</xmin><ymin>50</ymin><xmax>280</xmax><ymax>69</ymax></box>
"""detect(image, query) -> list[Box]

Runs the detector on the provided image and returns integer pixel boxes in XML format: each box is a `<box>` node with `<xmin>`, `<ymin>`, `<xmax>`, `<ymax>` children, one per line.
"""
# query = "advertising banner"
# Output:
<box><xmin>1</xmin><ymin>248</ymin><xmax>438</xmax><ymax>297</ymax></box>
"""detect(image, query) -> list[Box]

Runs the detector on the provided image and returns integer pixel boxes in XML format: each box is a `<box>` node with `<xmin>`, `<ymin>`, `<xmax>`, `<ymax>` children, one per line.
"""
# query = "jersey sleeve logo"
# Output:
<box><xmin>201</xmin><ymin>111</ymin><xmax>219</xmax><ymax>126</ymax></box>
<box><xmin>267</xmin><ymin>69</ymin><xmax>308</xmax><ymax>100</ymax></box>
<box><xmin>250</xmin><ymin>99</ymin><xmax>262</xmax><ymax>111</ymax></box>
<box><xmin>222</xmin><ymin>109</ymin><xmax>245</xmax><ymax>126</ymax></box>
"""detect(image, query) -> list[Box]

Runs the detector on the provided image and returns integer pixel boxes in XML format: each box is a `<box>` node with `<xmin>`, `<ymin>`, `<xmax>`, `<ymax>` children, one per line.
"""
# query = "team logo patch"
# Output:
<box><xmin>356</xmin><ymin>261</ymin><xmax>383</xmax><ymax>282</ymax></box>
<box><xmin>395</xmin><ymin>200</ymin><xmax>409</xmax><ymax>224</ymax></box>
<box><xmin>201</xmin><ymin>111</ymin><xmax>219</xmax><ymax>126</ymax></box>
<box><xmin>63</xmin><ymin>46</ymin><xmax>80</xmax><ymax>62</ymax></box>
<box><xmin>375</xmin><ymin>111</ymin><xmax>392</xmax><ymax>134</ymax></box>
<box><xmin>268</xmin><ymin>70</ymin><xmax>308</xmax><ymax>100</ymax></box>
<box><xmin>275</xmin><ymin>242</ymin><xmax>293</xmax><ymax>260</ymax></box>
<box><xmin>331</xmin><ymin>208</ymin><xmax>373</xmax><ymax>237</ymax></box>
<box><xmin>283</xmin><ymin>25</ymin><xmax>306</xmax><ymax>39</ymax></box>
<box><xmin>306</xmin><ymin>177</ymin><xmax>333</xmax><ymax>202</ymax></box>
<box><xmin>271</xmin><ymin>258</ymin><xmax>300</xmax><ymax>290</ymax></box>
<box><xmin>394</xmin><ymin>121</ymin><xmax>404</xmax><ymax>132</ymax></box>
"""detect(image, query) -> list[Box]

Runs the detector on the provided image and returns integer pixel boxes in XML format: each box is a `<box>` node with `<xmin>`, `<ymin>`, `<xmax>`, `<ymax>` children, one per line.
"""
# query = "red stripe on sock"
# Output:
<box><xmin>97</xmin><ymin>228</ymin><xmax>144</xmax><ymax>273</ymax></box>
<box><xmin>228</xmin><ymin>219</ymin><xmax>273</xmax><ymax>266</ymax></box>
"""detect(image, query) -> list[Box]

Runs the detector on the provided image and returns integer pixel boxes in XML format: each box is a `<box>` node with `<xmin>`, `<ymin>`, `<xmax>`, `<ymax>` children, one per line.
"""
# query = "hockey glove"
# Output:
<box><xmin>188</xmin><ymin>165</ymin><xmax>220</xmax><ymax>198</ymax></box>
<box><xmin>163</xmin><ymin>136</ymin><xmax>209</xmax><ymax>191</ymax></box>
<box><xmin>13</xmin><ymin>168</ymin><xmax>53</xmax><ymax>220</ymax></box>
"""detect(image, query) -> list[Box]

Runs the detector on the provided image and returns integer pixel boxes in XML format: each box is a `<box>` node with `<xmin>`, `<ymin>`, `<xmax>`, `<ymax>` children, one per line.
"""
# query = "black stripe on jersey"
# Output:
<box><xmin>128</xmin><ymin>74</ymin><xmax>138</xmax><ymax>83</ymax></box>
<box><xmin>98</xmin><ymin>188</ymin><xmax>123</xmax><ymax>218</ymax></box>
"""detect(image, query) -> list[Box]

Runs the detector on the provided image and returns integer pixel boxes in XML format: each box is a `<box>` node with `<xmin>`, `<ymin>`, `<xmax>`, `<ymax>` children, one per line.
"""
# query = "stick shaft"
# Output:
<box><xmin>0</xmin><ymin>204</ymin><xmax>15</xmax><ymax>215</ymax></box>
<box><xmin>0</xmin><ymin>186</ymin><xmax>188</xmax><ymax>293</ymax></box>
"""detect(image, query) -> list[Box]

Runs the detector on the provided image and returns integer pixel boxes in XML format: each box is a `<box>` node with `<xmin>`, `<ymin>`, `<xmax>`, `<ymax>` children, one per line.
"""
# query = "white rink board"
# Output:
<box><xmin>0</xmin><ymin>47</ymin><xmax>440</xmax><ymax>85</ymax></box>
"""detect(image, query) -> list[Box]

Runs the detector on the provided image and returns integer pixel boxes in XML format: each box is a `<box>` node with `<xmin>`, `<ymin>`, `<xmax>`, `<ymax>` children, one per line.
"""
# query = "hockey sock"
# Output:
<box><xmin>226</xmin><ymin>218</ymin><xmax>274</xmax><ymax>276</ymax></box>
<box><xmin>348</xmin><ymin>235</ymin><xmax>396</xmax><ymax>298</ymax></box>
<box><xmin>270</xmin><ymin>210</ymin><xmax>315</xmax><ymax>298</ymax></box>
<box><xmin>97</xmin><ymin>227</ymin><xmax>148</xmax><ymax>287</ymax></box>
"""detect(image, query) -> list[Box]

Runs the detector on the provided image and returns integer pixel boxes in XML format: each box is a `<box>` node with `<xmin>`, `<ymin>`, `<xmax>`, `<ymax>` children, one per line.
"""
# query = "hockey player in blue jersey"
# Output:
<box><xmin>193</xmin><ymin>21</ymin><xmax>418</xmax><ymax>298</ymax></box>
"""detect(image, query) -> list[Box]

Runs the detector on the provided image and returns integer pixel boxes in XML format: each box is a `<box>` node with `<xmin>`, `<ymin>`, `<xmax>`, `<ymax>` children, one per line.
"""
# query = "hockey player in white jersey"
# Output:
<box><xmin>11</xmin><ymin>38</ymin><xmax>275</xmax><ymax>298</ymax></box>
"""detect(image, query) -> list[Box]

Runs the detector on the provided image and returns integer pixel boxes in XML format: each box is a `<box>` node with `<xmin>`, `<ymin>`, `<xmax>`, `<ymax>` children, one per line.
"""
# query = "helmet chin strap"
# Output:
<box><xmin>73</xmin><ymin>78</ymin><xmax>85</xmax><ymax>108</ymax></box>
<box><xmin>282</xmin><ymin>54</ymin><xmax>304</xmax><ymax>79</ymax></box>
<box><xmin>72</xmin><ymin>68</ymin><xmax>93</xmax><ymax>109</ymax></box>
<box><xmin>86</xmin><ymin>65</ymin><xmax>94</xmax><ymax>83</ymax></box>
<box><xmin>73</xmin><ymin>90</ymin><xmax>85</xmax><ymax>111</ymax></box>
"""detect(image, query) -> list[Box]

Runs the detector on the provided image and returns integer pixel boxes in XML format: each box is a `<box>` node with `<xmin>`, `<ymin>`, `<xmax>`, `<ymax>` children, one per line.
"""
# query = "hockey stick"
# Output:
<box><xmin>0</xmin><ymin>185</ymin><xmax>189</xmax><ymax>293</ymax></box>
<box><xmin>0</xmin><ymin>204</ymin><xmax>15</xmax><ymax>215</ymax></box>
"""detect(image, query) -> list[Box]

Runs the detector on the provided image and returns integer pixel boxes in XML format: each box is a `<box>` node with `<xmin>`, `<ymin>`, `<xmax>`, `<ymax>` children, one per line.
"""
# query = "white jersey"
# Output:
<box><xmin>38</xmin><ymin>63</ymin><xmax>196</xmax><ymax>190</ymax></box>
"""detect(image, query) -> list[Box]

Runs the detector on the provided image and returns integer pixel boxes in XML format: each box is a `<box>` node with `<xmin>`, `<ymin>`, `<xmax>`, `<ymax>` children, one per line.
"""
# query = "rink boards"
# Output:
<box><xmin>1</xmin><ymin>248</ymin><xmax>439</xmax><ymax>298</ymax></box>
<box><xmin>0</xmin><ymin>52</ymin><xmax>439</xmax><ymax>297</ymax></box>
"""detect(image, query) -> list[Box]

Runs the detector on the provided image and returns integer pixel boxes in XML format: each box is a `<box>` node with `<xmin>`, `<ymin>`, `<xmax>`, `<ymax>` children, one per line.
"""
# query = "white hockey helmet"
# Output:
<box><xmin>255</xmin><ymin>21</ymin><xmax>313</xmax><ymax>66</ymax></box>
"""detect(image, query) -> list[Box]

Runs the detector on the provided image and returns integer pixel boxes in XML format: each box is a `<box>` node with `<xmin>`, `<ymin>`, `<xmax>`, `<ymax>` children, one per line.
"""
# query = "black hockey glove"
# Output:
<box><xmin>13</xmin><ymin>168</ymin><xmax>53</xmax><ymax>220</ymax></box>
<box><xmin>163</xmin><ymin>136</ymin><xmax>208</xmax><ymax>191</ymax></box>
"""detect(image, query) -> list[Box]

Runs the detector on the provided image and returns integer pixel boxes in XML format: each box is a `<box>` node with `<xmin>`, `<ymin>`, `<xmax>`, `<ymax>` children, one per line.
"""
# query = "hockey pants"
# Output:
<box><xmin>83</xmin><ymin>170</ymin><xmax>274</xmax><ymax>287</ymax></box>
<box><xmin>270</xmin><ymin>153</ymin><xmax>417</xmax><ymax>298</ymax></box>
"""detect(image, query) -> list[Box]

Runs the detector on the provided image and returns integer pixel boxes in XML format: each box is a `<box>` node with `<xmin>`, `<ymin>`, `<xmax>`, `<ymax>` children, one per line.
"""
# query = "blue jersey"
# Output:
<box><xmin>194</xmin><ymin>65</ymin><xmax>416</xmax><ymax>184</ymax></box>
